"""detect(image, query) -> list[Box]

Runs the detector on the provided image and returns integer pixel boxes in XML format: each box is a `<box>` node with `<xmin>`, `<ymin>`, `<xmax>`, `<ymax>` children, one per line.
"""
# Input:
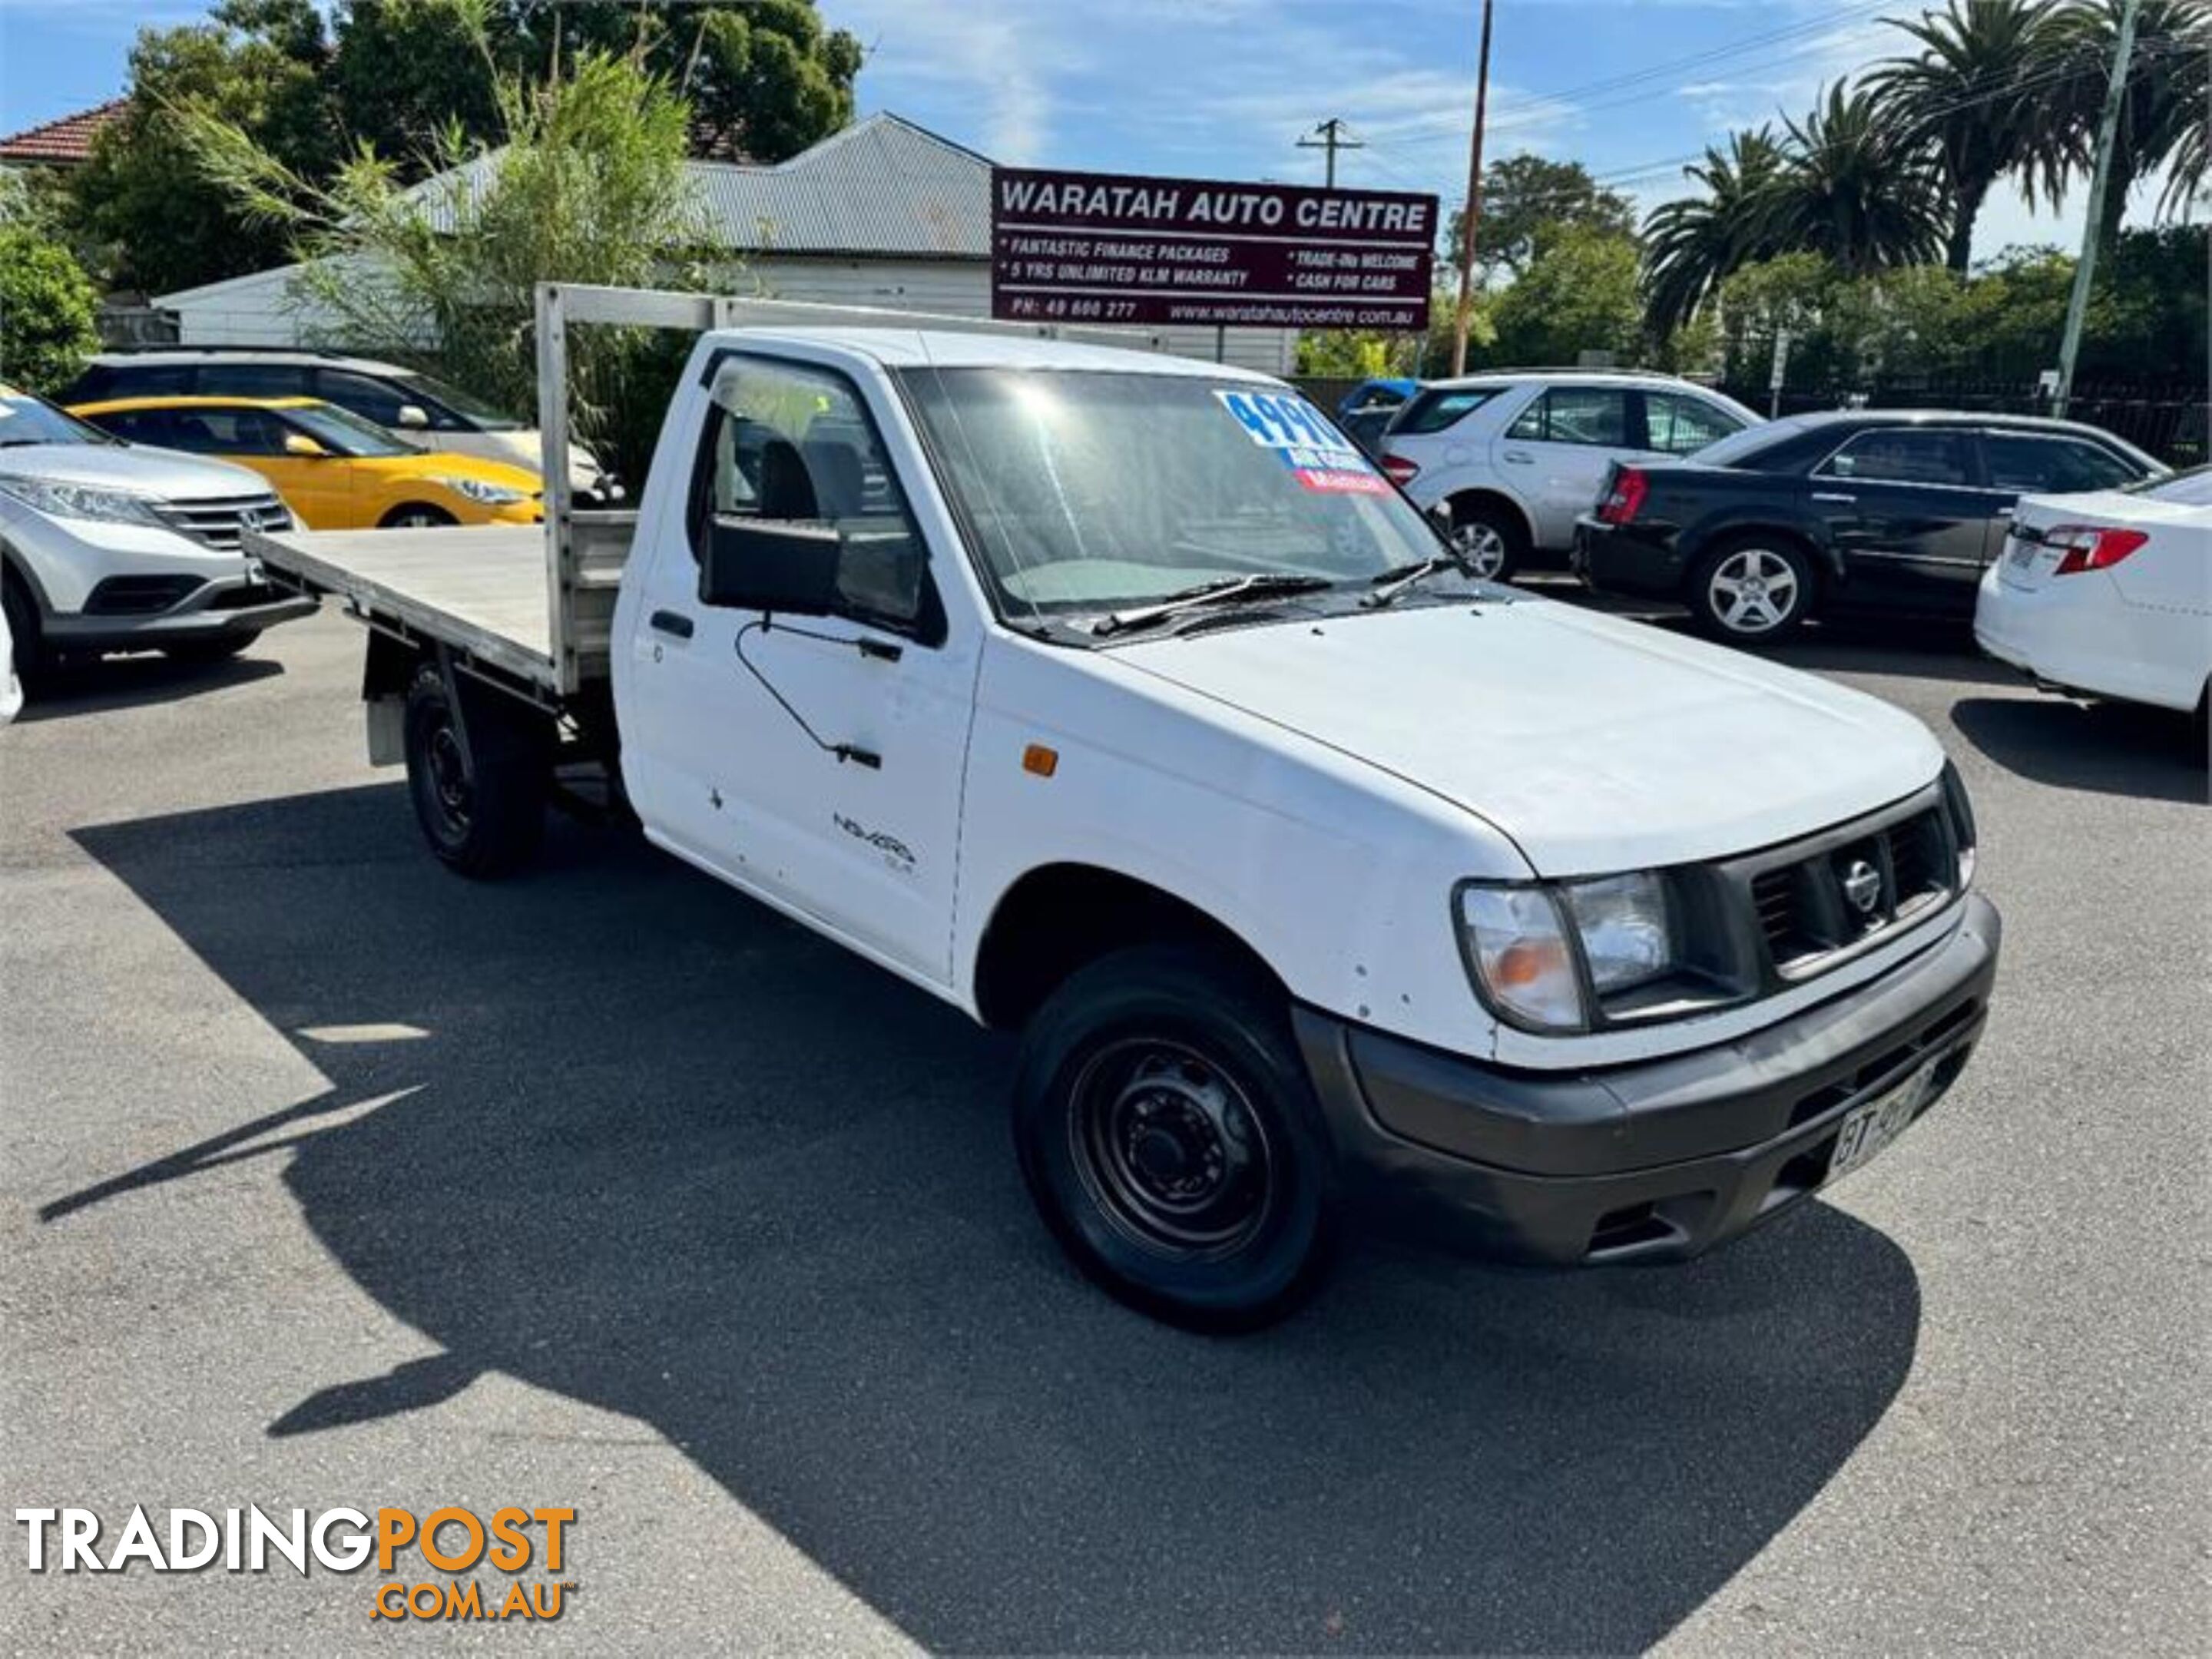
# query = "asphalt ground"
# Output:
<box><xmin>2</xmin><ymin>591</ymin><xmax>2206</xmax><ymax>1655</ymax></box>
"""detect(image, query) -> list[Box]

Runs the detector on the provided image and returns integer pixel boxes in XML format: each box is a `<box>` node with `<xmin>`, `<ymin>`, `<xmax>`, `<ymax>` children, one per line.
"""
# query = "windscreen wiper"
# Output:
<box><xmin>1091</xmin><ymin>572</ymin><xmax>1334</xmax><ymax>637</ymax></box>
<box><xmin>1360</xmin><ymin>555</ymin><xmax>1464</xmax><ymax>608</ymax></box>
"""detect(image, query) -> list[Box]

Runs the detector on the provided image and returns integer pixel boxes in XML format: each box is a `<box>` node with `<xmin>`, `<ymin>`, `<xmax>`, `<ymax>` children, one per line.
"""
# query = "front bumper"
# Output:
<box><xmin>1296</xmin><ymin>892</ymin><xmax>2000</xmax><ymax>1264</ymax></box>
<box><xmin>45</xmin><ymin>573</ymin><xmax>316</xmax><ymax>652</ymax></box>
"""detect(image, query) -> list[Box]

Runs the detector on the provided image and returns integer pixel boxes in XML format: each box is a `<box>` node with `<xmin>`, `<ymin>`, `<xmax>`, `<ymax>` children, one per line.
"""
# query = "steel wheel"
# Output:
<box><xmin>1449</xmin><ymin>522</ymin><xmax>1508</xmax><ymax>579</ymax></box>
<box><xmin>1707</xmin><ymin>545</ymin><xmax>1803</xmax><ymax>636</ymax></box>
<box><xmin>423</xmin><ymin>720</ymin><xmax>473</xmax><ymax>839</ymax></box>
<box><xmin>1069</xmin><ymin>1038</ymin><xmax>1276</xmax><ymax>1258</ymax></box>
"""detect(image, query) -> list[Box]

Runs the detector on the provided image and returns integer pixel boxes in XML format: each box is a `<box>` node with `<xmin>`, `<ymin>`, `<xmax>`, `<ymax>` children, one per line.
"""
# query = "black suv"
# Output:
<box><xmin>1574</xmin><ymin>410</ymin><xmax>2165</xmax><ymax>642</ymax></box>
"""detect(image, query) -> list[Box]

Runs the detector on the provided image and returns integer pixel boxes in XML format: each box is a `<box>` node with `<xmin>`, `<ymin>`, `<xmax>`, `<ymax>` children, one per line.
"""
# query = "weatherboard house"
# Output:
<box><xmin>151</xmin><ymin>113</ymin><xmax>1295</xmax><ymax>374</ymax></box>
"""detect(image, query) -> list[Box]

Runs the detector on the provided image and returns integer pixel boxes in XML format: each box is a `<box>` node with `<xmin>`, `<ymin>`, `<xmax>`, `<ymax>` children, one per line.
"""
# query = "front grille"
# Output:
<box><xmin>152</xmin><ymin>492</ymin><xmax>288</xmax><ymax>551</ymax></box>
<box><xmin>1746</xmin><ymin>804</ymin><xmax>1957</xmax><ymax>979</ymax></box>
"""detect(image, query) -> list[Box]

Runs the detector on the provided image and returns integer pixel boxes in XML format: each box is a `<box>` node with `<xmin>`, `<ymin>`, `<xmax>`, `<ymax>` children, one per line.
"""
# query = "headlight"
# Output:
<box><xmin>0</xmin><ymin>475</ymin><xmax>165</xmax><ymax>527</ymax></box>
<box><xmin>1457</xmin><ymin>871</ymin><xmax>1680</xmax><ymax>1032</ymax></box>
<box><xmin>436</xmin><ymin>475</ymin><xmax>528</xmax><ymax>506</ymax></box>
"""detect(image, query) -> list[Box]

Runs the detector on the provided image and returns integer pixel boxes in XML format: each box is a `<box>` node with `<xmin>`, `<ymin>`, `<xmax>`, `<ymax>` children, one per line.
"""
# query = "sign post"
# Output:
<box><xmin>990</xmin><ymin>167</ymin><xmax>1436</xmax><ymax>334</ymax></box>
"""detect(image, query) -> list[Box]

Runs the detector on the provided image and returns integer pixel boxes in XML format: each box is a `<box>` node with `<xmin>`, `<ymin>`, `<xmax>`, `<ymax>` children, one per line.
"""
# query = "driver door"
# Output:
<box><xmin>621</xmin><ymin>349</ymin><xmax>979</xmax><ymax>987</ymax></box>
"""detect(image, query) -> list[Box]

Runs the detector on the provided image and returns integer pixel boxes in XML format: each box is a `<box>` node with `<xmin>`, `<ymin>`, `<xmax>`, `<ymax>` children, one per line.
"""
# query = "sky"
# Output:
<box><xmin>2</xmin><ymin>0</ymin><xmax>2169</xmax><ymax>262</ymax></box>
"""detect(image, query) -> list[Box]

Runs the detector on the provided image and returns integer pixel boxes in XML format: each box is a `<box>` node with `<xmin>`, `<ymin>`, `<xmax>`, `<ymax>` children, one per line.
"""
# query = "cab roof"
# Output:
<box><xmin>708</xmin><ymin>327</ymin><xmax>1284</xmax><ymax>382</ymax></box>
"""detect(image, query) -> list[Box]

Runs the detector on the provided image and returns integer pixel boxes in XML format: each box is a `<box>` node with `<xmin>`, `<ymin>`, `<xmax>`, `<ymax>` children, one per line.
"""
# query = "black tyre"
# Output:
<box><xmin>162</xmin><ymin>633</ymin><xmax>254</xmax><ymax>665</ymax></box>
<box><xmin>2</xmin><ymin>565</ymin><xmax>46</xmax><ymax>686</ymax></box>
<box><xmin>1013</xmin><ymin>945</ymin><xmax>1341</xmax><ymax>1331</ymax></box>
<box><xmin>1445</xmin><ymin>498</ymin><xmax>1528</xmax><ymax>583</ymax></box>
<box><xmin>402</xmin><ymin>661</ymin><xmax>548</xmax><ymax>878</ymax></box>
<box><xmin>1689</xmin><ymin>536</ymin><xmax>1816</xmax><ymax>644</ymax></box>
<box><xmin>382</xmin><ymin>503</ymin><xmax>457</xmax><ymax>530</ymax></box>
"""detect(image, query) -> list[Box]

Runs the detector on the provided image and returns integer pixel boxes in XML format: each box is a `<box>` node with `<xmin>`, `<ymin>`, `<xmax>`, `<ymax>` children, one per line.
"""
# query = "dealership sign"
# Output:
<box><xmin>991</xmin><ymin>167</ymin><xmax>1436</xmax><ymax>331</ymax></box>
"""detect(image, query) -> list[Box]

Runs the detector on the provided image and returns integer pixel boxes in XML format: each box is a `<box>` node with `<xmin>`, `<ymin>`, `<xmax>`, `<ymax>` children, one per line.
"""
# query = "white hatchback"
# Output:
<box><xmin>1975</xmin><ymin>466</ymin><xmax>2212</xmax><ymax>727</ymax></box>
<box><xmin>1378</xmin><ymin>371</ymin><xmax>1760</xmax><ymax>580</ymax></box>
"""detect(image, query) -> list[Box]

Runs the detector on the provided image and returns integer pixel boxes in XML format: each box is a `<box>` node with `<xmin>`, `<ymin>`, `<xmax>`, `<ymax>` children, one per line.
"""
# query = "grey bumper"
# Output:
<box><xmin>1296</xmin><ymin>893</ymin><xmax>2001</xmax><ymax>1264</ymax></box>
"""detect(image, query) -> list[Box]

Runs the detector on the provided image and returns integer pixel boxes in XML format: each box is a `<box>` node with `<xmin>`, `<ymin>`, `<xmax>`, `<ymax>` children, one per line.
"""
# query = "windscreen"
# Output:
<box><xmin>899</xmin><ymin>368</ymin><xmax>1439</xmax><ymax>618</ymax></box>
<box><xmin>289</xmin><ymin>402</ymin><xmax>416</xmax><ymax>457</ymax></box>
<box><xmin>0</xmin><ymin>390</ymin><xmax>113</xmax><ymax>448</ymax></box>
<box><xmin>396</xmin><ymin>371</ymin><xmax>525</xmax><ymax>430</ymax></box>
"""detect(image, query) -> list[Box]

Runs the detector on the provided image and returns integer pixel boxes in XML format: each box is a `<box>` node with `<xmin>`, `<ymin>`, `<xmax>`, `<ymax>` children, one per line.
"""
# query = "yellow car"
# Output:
<box><xmin>67</xmin><ymin>396</ymin><xmax>544</xmax><ymax>530</ymax></box>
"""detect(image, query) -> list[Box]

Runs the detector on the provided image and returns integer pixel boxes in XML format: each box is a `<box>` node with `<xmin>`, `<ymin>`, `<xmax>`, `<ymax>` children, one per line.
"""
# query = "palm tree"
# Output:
<box><xmin>1766</xmin><ymin>81</ymin><xmax>1949</xmax><ymax>275</ymax></box>
<box><xmin>2026</xmin><ymin>0</ymin><xmax>2212</xmax><ymax>252</ymax></box>
<box><xmin>1869</xmin><ymin>0</ymin><xmax>2057</xmax><ymax>272</ymax></box>
<box><xmin>1641</xmin><ymin>127</ymin><xmax>1787</xmax><ymax>335</ymax></box>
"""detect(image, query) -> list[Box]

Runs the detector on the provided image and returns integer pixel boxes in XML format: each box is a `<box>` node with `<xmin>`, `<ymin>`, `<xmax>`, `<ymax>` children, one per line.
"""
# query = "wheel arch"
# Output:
<box><xmin>1687</xmin><ymin>514</ymin><xmax>1839</xmax><ymax>584</ymax></box>
<box><xmin>1440</xmin><ymin>486</ymin><xmax>1536</xmax><ymax>551</ymax></box>
<box><xmin>972</xmin><ymin>862</ymin><xmax>1286</xmax><ymax>1031</ymax></box>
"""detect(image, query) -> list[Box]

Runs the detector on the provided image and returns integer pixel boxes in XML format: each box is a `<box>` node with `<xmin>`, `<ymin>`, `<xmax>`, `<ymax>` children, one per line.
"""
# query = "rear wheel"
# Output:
<box><xmin>402</xmin><ymin>661</ymin><xmax>548</xmax><ymax>877</ymax></box>
<box><xmin>1690</xmin><ymin>538</ymin><xmax>1816</xmax><ymax>644</ymax></box>
<box><xmin>1445</xmin><ymin>499</ymin><xmax>1528</xmax><ymax>582</ymax></box>
<box><xmin>382</xmin><ymin>503</ymin><xmax>456</xmax><ymax>530</ymax></box>
<box><xmin>1013</xmin><ymin>945</ymin><xmax>1341</xmax><ymax>1331</ymax></box>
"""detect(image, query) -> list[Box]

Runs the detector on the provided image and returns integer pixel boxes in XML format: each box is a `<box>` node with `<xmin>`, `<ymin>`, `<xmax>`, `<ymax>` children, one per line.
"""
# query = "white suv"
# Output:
<box><xmin>1379</xmin><ymin>371</ymin><xmax>1760</xmax><ymax>580</ymax></box>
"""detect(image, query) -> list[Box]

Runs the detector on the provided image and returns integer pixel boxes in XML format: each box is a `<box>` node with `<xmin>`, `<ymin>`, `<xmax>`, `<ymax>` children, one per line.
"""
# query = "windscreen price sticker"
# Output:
<box><xmin>1216</xmin><ymin>389</ymin><xmax>1389</xmax><ymax>496</ymax></box>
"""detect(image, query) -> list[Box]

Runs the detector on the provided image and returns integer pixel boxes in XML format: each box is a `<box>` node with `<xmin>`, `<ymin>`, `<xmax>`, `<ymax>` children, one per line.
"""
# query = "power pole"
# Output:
<box><xmin>2053</xmin><ymin>0</ymin><xmax>2142</xmax><ymax>417</ymax></box>
<box><xmin>1450</xmin><ymin>0</ymin><xmax>1497</xmax><ymax>377</ymax></box>
<box><xmin>1298</xmin><ymin>118</ymin><xmax>1363</xmax><ymax>189</ymax></box>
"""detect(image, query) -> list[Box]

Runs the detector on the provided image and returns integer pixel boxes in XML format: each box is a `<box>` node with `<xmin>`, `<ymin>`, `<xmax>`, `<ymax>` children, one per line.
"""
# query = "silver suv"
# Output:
<box><xmin>1379</xmin><ymin>370</ymin><xmax>1760</xmax><ymax>580</ymax></box>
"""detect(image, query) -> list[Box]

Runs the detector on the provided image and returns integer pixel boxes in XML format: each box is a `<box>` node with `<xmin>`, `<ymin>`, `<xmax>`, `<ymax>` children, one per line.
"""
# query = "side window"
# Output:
<box><xmin>198</xmin><ymin>363</ymin><xmax>313</xmax><ymax>400</ymax></box>
<box><xmin>1395</xmin><ymin>388</ymin><xmax>1498</xmax><ymax>435</ymax></box>
<box><xmin>315</xmin><ymin>370</ymin><xmax>412</xmax><ymax>427</ymax></box>
<box><xmin>112</xmin><ymin>364</ymin><xmax>195</xmax><ymax>397</ymax></box>
<box><xmin>175</xmin><ymin>405</ymin><xmax>290</xmax><ymax>456</ymax></box>
<box><xmin>1646</xmin><ymin>392</ymin><xmax>1745</xmax><ymax>455</ymax></box>
<box><xmin>1983</xmin><ymin>432</ymin><xmax>2137</xmax><ymax>495</ymax></box>
<box><xmin>1822</xmin><ymin>430</ymin><xmax>1971</xmax><ymax>486</ymax></box>
<box><xmin>1508</xmin><ymin>389</ymin><xmax>1631</xmax><ymax>446</ymax></box>
<box><xmin>688</xmin><ymin>355</ymin><xmax>932</xmax><ymax>635</ymax></box>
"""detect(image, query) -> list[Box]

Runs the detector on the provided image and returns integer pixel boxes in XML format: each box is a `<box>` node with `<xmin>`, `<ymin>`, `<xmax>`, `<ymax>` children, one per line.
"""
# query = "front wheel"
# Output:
<box><xmin>1690</xmin><ymin>539</ymin><xmax>1816</xmax><ymax>643</ymax></box>
<box><xmin>382</xmin><ymin>503</ymin><xmax>457</xmax><ymax>530</ymax></box>
<box><xmin>1013</xmin><ymin>945</ymin><xmax>1341</xmax><ymax>1331</ymax></box>
<box><xmin>402</xmin><ymin>661</ymin><xmax>547</xmax><ymax>878</ymax></box>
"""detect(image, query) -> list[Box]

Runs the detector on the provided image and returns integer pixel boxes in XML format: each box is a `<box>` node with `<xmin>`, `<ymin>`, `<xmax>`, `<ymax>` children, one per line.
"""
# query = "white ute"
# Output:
<box><xmin>247</xmin><ymin>286</ymin><xmax>2001</xmax><ymax>1328</ymax></box>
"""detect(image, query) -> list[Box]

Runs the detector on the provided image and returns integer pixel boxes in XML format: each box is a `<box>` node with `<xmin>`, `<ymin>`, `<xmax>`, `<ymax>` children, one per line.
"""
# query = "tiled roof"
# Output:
<box><xmin>0</xmin><ymin>98</ymin><xmax>127</xmax><ymax>167</ymax></box>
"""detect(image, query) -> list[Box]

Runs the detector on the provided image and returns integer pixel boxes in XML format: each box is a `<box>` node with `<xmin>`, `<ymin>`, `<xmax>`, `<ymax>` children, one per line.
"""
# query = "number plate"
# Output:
<box><xmin>1827</xmin><ymin>1061</ymin><xmax>1936</xmax><ymax>1184</ymax></box>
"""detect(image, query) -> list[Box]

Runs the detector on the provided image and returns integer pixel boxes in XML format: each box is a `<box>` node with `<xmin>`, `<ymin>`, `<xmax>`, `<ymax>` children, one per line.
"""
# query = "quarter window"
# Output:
<box><xmin>689</xmin><ymin>355</ymin><xmax>931</xmax><ymax>634</ymax></box>
<box><xmin>1392</xmin><ymin>386</ymin><xmax>1500</xmax><ymax>435</ymax></box>
<box><xmin>1505</xmin><ymin>388</ymin><xmax>1631</xmax><ymax>447</ymax></box>
<box><xmin>1645</xmin><ymin>392</ymin><xmax>1745</xmax><ymax>455</ymax></box>
<box><xmin>1821</xmin><ymin>430</ymin><xmax>1972</xmax><ymax>487</ymax></box>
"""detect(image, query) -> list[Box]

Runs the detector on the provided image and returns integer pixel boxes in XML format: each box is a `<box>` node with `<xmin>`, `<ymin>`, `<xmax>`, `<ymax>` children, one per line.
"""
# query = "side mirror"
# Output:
<box><xmin>283</xmin><ymin>432</ymin><xmax>329</xmax><ymax>459</ymax></box>
<box><xmin>699</xmin><ymin>518</ymin><xmax>842</xmax><ymax>615</ymax></box>
<box><xmin>395</xmin><ymin>404</ymin><xmax>431</xmax><ymax>429</ymax></box>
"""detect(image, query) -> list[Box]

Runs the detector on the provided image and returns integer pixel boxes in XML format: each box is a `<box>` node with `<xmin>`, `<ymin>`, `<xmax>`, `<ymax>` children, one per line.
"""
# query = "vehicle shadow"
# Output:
<box><xmin>12</xmin><ymin>651</ymin><xmax>283</xmax><ymax>724</ymax></box>
<box><xmin>1951</xmin><ymin>695</ymin><xmax>2207</xmax><ymax>803</ymax></box>
<box><xmin>55</xmin><ymin>785</ymin><xmax>1923</xmax><ymax>1654</ymax></box>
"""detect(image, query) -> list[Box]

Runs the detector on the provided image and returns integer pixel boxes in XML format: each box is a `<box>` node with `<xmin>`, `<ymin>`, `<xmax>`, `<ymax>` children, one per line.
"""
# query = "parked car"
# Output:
<box><xmin>245</xmin><ymin>284</ymin><xmax>2001</xmax><ymax>1330</ymax></box>
<box><xmin>1575</xmin><ymin>410</ymin><xmax>2168</xmax><ymax>643</ymax></box>
<box><xmin>1335</xmin><ymin>376</ymin><xmax>1419</xmax><ymax>455</ymax></box>
<box><xmin>0</xmin><ymin>383</ymin><xmax>313</xmax><ymax>683</ymax></box>
<box><xmin>1378</xmin><ymin>370</ymin><xmax>1761</xmax><ymax>580</ymax></box>
<box><xmin>71</xmin><ymin>396</ymin><xmax>545</xmax><ymax>531</ymax></box>
<box><xmin>60</xmin><ymin>347</ymin><xmax>618</xmax><ymax>502</ymax></box>
<box><xmin>1975</xmin><ymin>464</ymin><xmax>2211</xmax><ymax>730</ymax></box>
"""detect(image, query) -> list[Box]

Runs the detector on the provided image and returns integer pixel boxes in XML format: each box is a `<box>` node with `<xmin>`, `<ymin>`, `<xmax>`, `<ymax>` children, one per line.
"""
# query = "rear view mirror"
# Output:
<box><xmin>395</xmin><ymin>404</ymin><xmax>430</xmax><ymax>430</ymax></box>
<box><xmin>699</xmin><ymin>518</ymin><xmax>842</xmax><ymax>616</ymax></box>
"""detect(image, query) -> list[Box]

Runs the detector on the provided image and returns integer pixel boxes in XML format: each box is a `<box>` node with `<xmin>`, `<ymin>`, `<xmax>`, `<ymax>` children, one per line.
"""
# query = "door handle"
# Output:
<box><xmin>649</xmin><ymin>608</ymin><xmax>694</xmax><ymax>640</ymax></box>
<box><xmin>1812</xmin><ymin>492</ymin><xmax>1857</xmax><ymax>505</ymax></box>
<box><xmin>1993</xmin><ymin>506</ymin><xmax>2015</xmax><ymax>519</ymax></box>
<box><xmin>1502</xmin><ymin>450</ymin><xmax>1534</xmax><ymax>465</ymax></box>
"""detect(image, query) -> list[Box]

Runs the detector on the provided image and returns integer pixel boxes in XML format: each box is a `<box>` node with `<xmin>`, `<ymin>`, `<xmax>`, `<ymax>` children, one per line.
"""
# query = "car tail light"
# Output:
<box><xmin>1382</xmin><ymin>454</ymin><xmax>1419</xmax><ymax>485</ymax></box>
<box><xmin>2046</xmin><ymin>523</ymin><xmax>2149</xmax><ymax>575</ymax></box>
<box><xmin>1598</xmin><ymin>466</ymin><xmax>1648</xmax><ymax>525</ymax></box>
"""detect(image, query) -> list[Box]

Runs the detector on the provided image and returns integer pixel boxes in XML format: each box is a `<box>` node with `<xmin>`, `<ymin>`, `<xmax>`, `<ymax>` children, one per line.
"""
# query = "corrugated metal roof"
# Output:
<box><xmin>0</xmin><ymin>98</ymin><xmax>127</xmax><ymax>167</ymax></box>
<box><xmin>403</xmin><ymin>112</ymin><xmax>993</xmax><ymax>259</ymax></box>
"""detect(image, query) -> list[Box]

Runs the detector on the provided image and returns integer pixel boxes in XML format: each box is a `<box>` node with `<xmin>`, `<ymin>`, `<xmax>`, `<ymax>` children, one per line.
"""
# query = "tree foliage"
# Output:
<box><xmin>0</xmin><ymin>186</ymin><xmax>103</xmax><ymax>393</ymax></box>
<box><xmin>1641</xmin><ymin>128</ymin><xmax>1786</xmax><ymax>339</ymax></box>
<box><xmin>181</xmin><ymin>38</ymin><xmax>706</xmax><ymax>480</ymax></box>
<box><xmin>1488</xmin><ymin>224</ymin><xmax>1644</xmax><ymax>368</ymax></box>
<box><xmin>1445</xmin><ymin>154</ymin><xmax>1637</xmax><ymax>279</ymax></box>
